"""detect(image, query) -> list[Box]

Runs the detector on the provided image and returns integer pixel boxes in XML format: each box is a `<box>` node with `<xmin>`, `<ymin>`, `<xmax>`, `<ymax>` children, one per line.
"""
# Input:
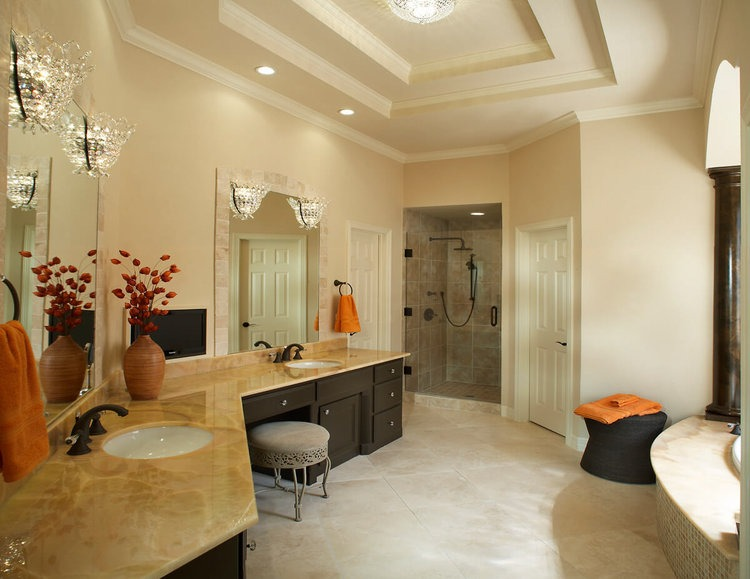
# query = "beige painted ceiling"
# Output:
<box><xmin>108</xmin><ymin>0</ymin><xmax>719</xmax><ymax>162</ymax></box>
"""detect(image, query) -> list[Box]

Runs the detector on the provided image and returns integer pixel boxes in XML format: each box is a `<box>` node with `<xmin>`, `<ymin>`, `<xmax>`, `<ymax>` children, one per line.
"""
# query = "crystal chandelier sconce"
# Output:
<box><xmin>58</xmin><ymin>112</ymin><xmax>135</xmax><ymax>178</ymax></box>
<box><xmin>387</xmin><ymin>0</ymin><xmax>455</xmax><ymax>24</ymax></box>
<box><xmin>6</xmin><ymin>169</ymin><xmax>38</xmax><ymax>210</ymax></box>
<box><xmin>287</xmin><ymin>196</ymin><xmax>328</xmax><ymax>230</ymax></box>
<box><xmin>9</xmin><ymin>29</ymin><xmax>92</xmax><ymax>132</ymax></box>
<box><xmin>230</xmin><ymin>181</ymin><xmax>269</xmax><ymax>220</ymax></box>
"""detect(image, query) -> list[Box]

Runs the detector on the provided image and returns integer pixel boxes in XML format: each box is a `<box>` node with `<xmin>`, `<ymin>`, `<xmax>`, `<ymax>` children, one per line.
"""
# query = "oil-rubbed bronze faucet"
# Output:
<box><xmin>66</xmin><ymin>404</ymin><xmax>129</xmax><ymax>456</ymax></box>
<box><xmin>281</xmin><ymin>343</ymin><xmax>304</xmax><ymax>362</ymax></box>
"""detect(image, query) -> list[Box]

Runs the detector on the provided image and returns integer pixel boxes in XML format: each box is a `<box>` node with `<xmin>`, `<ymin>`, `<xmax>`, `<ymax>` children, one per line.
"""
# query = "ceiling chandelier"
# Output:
<box><xmin>9</xmin><ymin>29</ymin><xmax>92</xmax><ymax>132</ymax></box>
<box><xmin>388</xmin><ymin>0</ymin><xmax>455</xmax><ymax>24</ymax></box>
<box><xmin>230</xmin><ymin>181</ymin><xmax>269</xmax><ymax>220</ymax></box>
<box><xmin>6</xmin><ymin>168</ymin><xmax>38</xmax><ymax>210</ymax></box>
<box><xmin>287</xmin><ymin>196</ymin><xmax>328</xmax><ymax>230</ymax></box>
<box><xmin>58</xmin><ymin>111</ymin><xmax>135</xmax><ymax>178</ymax></box>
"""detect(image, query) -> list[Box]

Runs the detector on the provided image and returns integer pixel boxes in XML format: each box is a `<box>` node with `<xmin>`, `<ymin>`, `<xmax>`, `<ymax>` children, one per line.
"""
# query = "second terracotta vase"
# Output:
<box><xmin>39</xmin><ymin>335</ymin><xmax>87</xmax><ymax>403</ymax></box>
<box><xmin>123</xmin><ymin>335</ymin><xmax>165</xmax><ymax>400</ymax></box>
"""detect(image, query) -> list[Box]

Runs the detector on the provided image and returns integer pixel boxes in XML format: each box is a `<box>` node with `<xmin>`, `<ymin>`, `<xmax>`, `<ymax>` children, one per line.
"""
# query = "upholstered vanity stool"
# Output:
<box><xmin>248</xmin><ymin>421</ymin><xmax>331</xmax><ymax>521</ymax></box>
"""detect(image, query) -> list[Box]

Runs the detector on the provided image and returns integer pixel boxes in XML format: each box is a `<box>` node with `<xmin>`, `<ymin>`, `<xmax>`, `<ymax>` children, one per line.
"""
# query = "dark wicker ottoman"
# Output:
<box><xmin>580</xmin><ymin>411</ymin><xmax>667</xmax><ymax>484</ymax></box>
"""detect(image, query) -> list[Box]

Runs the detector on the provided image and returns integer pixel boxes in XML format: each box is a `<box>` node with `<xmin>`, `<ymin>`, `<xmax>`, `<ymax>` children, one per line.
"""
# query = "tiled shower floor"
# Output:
<box><xmin>421</xmin><ymin>381</ymin><xmax>501</xmax><ymax>404</ymax></box>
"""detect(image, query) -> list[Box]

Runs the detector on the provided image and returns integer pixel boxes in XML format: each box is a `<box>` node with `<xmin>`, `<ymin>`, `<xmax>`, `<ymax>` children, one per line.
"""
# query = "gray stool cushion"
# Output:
<box><xmin>249</xmin><ymin>421</ymin><xmax>329</xmax><ymax>469</ymax></box>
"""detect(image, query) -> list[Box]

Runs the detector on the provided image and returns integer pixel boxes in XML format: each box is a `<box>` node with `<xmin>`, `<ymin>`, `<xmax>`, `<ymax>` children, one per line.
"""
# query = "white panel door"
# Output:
<box><xmin>528</xmin><ymin>227</ymin><xmax>569</xmax><ymax>435</ymax></box>
<box><xmin>349</xmin><ymin>228</ymin><xmax>380</xmax><ymax>349</ymax></box>
<box><xmin>237</xmin><ymin>236</ymin><xmax>305</xmax><ymax>350</ymax></box>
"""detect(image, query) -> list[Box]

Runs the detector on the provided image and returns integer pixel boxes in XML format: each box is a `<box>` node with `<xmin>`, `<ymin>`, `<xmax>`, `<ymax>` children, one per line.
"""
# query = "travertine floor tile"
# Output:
<box><xmin>245</xmin><ymin>400</ymin><xmax>675</xmax><ymax>578</ymax></box>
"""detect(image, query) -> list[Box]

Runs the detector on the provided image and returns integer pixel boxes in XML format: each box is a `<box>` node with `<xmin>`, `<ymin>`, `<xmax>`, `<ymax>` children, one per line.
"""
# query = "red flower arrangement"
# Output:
<box><xmin>110</xmin><ymin>250</ymin><xmax>180</xmax><ymax>334</ymax></box>
<box><xmin>19</xmin><ymin>249</ymin><xmax>97</xmax><ymax>335</ymax></box>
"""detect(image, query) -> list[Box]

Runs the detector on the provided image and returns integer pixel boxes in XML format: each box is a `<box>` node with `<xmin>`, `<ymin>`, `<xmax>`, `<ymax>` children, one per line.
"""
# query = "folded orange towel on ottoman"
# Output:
<box><xmin>574</xmin><ymin>393</ymin><xmax>662</xmax><ymax>425</ymax></box>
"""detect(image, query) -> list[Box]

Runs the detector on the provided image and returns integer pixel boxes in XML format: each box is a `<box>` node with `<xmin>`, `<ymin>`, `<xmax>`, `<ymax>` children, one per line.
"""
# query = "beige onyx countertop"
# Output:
<box><xmin>650</xmin><ymin>415</ymin><xmax>740</xmax><ymax>560</ymax></box>
<box><xmin>0</xmin><ymin>347</ymin><xmax>407</xmax><ymax>578</ymax></box>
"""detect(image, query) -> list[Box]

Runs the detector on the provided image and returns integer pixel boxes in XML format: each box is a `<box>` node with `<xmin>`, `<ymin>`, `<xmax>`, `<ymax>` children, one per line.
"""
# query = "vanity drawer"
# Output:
<box><xmin>374</xmin><ymin>360</ymin><xmax>402</xmax><ymax>384</ymax></box>
<box><xmin>242</xmin><ymin>382</ymin><xmax>315</xmax><ymax>423</ymax></box>
<box><xmin>373</xmin><ymin>405</ymin><xmax>402</xmax><ymax>449</ymax></box>
<box><xmin>373</xmin><ymin>378</ymin><xmax>402</xmax><ymax>413</ymax></box>
<box><xmin>317</xmin><ymin>368</ymin><xmax>370</xmax><ymax>404</ymax></box>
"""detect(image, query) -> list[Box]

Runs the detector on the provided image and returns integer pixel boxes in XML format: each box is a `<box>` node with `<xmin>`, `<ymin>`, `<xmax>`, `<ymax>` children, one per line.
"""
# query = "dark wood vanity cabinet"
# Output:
<box><xmin>242</xmin><ymin>359</ymin><xmax>403</xmax><ymax>474</ymax></box>
<box><xmin>367</xmin><ymin>360</ymin><xmax>403</xmax><ymax>453</ymax></box>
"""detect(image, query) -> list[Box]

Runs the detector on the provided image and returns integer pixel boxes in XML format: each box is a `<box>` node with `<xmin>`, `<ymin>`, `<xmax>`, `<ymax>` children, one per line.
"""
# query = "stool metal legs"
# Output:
<box><xmin>273</xmin><ymin>457</ymin><xmax>331</xmax><ymax>522</ymax></box>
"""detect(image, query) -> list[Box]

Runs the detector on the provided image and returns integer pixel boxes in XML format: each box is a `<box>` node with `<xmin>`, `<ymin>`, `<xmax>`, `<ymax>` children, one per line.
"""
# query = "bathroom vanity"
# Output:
<box><xmin>243</xmin><ymin>358</ymin><xmax>404</xmax><ymax>475</ymax></box>
<box><xmin>0</xmin><ymin>346</ymin><xmax>406</xmax><ymax>578</ymax></box>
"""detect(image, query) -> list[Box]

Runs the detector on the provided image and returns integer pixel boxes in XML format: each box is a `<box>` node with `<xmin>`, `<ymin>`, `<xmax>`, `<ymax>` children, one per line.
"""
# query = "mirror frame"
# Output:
<box><xmin>215</xmin><ymin>169</ymin><xmax>331</xmax><ymax>356</ymax></box>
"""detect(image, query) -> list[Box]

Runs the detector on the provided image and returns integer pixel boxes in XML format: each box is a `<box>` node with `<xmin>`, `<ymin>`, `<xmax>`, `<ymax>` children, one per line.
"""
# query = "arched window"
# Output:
<box><xmin>706</xmin><ymin>60</ymin><xmax>740</xmax><ymax>168</ymax></box>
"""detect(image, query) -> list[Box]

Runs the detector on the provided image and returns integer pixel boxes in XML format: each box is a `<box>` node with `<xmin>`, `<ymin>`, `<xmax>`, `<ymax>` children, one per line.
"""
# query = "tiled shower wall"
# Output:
<box><xmin>403</xmin><ymin>209</ymin><xmax>502</xmax><ymax>396</ymax></box>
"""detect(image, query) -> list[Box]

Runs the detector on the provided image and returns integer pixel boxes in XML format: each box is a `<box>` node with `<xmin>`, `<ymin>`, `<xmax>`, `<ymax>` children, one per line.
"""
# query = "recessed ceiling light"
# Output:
<box><xmin>338</xmin><ymin>109</ymin><xmax>355</xmax><ymax>116</ymax></box>
<box><xmin>255</xmin><ymin>66</ymin><xmax>275</xmax><ymax>76</ymax></box>
<box><xmin>470</xmin><ymin>212</ymin><xmax>485</xmax><ymax>216</ymax></box>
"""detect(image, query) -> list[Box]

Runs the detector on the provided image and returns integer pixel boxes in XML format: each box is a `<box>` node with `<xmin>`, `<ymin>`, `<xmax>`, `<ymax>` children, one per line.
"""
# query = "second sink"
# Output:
<box><xmin>285</xmin><ymin>360</ymin><xmax>342</xmax><ymax>369</ymax></box>
<box><xmin>103</xmin><ymin>425</ymin><xmax>213</xmax><ymax>459</ymax></box>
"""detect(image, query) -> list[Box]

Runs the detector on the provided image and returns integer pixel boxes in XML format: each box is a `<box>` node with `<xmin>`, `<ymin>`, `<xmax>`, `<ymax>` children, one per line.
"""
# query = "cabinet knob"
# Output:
<box><xmin>324</xmin><ymin>409</ymin><xmax>330</xmax><ymax>416</ymax></box>
<box><xmin>389</xmin><ymin>420</ymin><xmax>395</xmax><ymax>427</ymax></box>
<box><xmin>389</xmin><ymin>392</ymin><xmax>395</xmax><ymax>398</ymax></box>
<box><xmin>280</xmin><ymin>399</ymin><xmax>288</xmax><ymax>407</ymax></box>
<box><xmin>390</xmin><ymin>368</ymin><xmax>396</xmax><ymax>374</ymax></box>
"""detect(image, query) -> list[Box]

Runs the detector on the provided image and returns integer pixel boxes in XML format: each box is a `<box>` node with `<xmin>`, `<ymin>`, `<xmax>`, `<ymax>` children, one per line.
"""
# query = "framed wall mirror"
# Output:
<box><xmin>4</xmin><ymin>101</ymin><xmax>99</xmax><ymax>423</ymax></box>
<box><xmin>215</xmin><ymin>169</ymin><xmax>328</xmax><ymax>356</ymax></box>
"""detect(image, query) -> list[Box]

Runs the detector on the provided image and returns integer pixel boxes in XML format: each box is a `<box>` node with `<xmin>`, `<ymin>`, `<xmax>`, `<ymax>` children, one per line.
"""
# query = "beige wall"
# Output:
<box><xmin>509</xmin><ymin>124</ymin><xmax>582</xmax><ymax>413</ymax></box>
<box><xmin>579</xmin><ymin>109</ymin><xmax>714</xmax><ymax>429</ymax></box>
<box><xmin>21</xmin><ymin>0</ymin><xmax>404</xmax><ymax>377</ymax></box>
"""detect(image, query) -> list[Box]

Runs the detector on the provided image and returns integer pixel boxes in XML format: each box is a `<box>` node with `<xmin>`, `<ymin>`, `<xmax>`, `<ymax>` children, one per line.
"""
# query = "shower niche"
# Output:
<box><xmin>403</xmin><ymin>205</ymin><xmax>502</xmax><ymax>404</ymax></box>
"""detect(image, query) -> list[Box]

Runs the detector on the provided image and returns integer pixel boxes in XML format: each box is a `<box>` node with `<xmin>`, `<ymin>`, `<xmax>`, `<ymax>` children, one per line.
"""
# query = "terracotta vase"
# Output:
<box><xmin>123</xmin><ymin>335</ymin><xmax>165</xmax><ymax>400</ymax></box>
<box><xmin>39</xmin><ymin>335</ymin><xmax>87</xmax><ymax>403</ymax></box>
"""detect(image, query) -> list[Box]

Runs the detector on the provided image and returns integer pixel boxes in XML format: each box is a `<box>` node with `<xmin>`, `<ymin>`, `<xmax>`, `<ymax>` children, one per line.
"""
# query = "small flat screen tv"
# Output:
<box><xmin>130</xmin><ymin>308</ymin><xmax>207</xmax><ymax>360</ymax></box>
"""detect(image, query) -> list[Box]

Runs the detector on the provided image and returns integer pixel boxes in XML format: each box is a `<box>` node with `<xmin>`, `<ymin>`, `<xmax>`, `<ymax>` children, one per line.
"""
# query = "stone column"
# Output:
<box><xmin>705</xmin><ymin>166</ymin><xmax>741</xmax><ymax>422</ymax></box>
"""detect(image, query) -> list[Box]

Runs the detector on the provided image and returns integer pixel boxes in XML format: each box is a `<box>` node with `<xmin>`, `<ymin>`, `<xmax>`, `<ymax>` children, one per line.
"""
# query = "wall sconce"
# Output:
<box><xmin>230</xmin><ymin>181</ymin><xmax>269</xmax><ymax>220</ymax></box>
<box><xmin>6</xmin><ymin>168</ymin><xmax>38</xmax><ymax>210</ymax></box>
<box><xmin>9</xmin><ymin>29</ymin><xmax>92</xmax><ymax>132</ymax></box>
<box><xmin>58</xmin><ymin>112</ymin><xmax>135</xmax><ymax>178</ymax></box>
<box><xmin>287</xmin><ymin>195</ymin><xmax>328</xmax><ymax>230</ymax></box>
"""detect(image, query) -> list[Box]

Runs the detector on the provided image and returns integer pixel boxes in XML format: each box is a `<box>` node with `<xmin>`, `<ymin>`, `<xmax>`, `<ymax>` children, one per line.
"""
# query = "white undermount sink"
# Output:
<box><xmin>285</xmin><ymin>359</ymin><xmax>342</xmax><ymax>369</ymax></box>
<box><xmin>103</xmin><ymin>425</ymin><xmax>213</xmax><ymax>459</ymax></box>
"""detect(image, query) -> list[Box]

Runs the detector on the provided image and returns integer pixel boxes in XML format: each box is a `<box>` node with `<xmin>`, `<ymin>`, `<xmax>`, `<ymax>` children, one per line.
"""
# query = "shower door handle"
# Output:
<box><xmin>490</xmin><ymin>306</ymin><xmax>498</xmax><ymax>327</ymax></box>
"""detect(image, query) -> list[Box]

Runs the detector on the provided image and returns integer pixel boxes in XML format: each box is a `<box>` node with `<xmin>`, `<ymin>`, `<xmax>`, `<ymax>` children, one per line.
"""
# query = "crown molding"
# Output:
<box><xmin>410</xmin><ymin>40</ymin><xmax>553</xmax><ymax>83</ymax></box>
<box><xmin>219</xmin><ymin>0</ymin><xmax>391</xmax><ymax>117</ymax></box>
<box><xmin>575</xmin><ymin>97</ymin><xmax>702</xmax><ymax>123</ymax></box>
<box><xmin>404</xmin><ymin>144</ymin><xmax>510</xmax><ymax>164</ymax></box>
<box><xmin>392</xmin><ymin>67</ymin><xmax>615</xmax><ymax>116</ymax></box>
<box><xmin>290</xmin><ymin>0</ymin><xmax>411</xmax><ymax>83</ymax></box>
<box><xmin>506</xmin><ymin>112</ymin><xmax>580</xmax><ymax>152</ymax></box>
<box><xmin>692</xmin><ymin>0</ymin><xmax>723</xmax><ymax>105</ymax></box>
<box><xmin>105</xmin><ymin>0</ymin><xmax>405</xmax><ymax>162</ymax></box>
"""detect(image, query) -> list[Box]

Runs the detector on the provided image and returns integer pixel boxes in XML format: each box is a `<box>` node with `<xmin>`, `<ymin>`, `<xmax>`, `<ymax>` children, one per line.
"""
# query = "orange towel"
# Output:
<box><xmin>0</xmin><ymin>321</ymin><xmax>50</xmax><ymax>482</ymax></box>
<box><xmin>574</xmin><ymin>394</ymin><xmax>662</xmax><ymax>425</ymax></box>
<box><xmin>607</xmin><ymin>393</ymin><xmax>640</xmax><ymax>407</ymax></box>
<box><xmin>334</xmin><ymin>295</ymin><xmax>361</xmax><ymax>334</ymax></box>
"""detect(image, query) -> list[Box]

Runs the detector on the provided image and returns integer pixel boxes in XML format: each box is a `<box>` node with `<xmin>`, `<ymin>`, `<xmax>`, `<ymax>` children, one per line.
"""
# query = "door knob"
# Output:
<box><xmin>556</xmin><ymin>341</ymin><xmax>567</xmax><ymax>347</ymax></box>
<box><xmin>242</xmin><ymin>322</ymin><xmax>257</xmax><ymax>328</ymax></box>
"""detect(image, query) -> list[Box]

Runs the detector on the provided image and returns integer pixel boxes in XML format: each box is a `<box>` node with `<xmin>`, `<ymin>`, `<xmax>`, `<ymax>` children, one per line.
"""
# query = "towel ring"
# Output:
<box><xmin>333</xmin><ymin>279</ymin><xmax>353</xmax><ymax>295</ymax></box>
<box><xmin>1</xmin><ymin>275</ymin><xmax>20</xmax><ymax>321</ymax></box>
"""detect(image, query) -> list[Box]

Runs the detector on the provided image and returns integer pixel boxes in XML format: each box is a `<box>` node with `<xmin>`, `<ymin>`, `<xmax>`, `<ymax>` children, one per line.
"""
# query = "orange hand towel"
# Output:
<box><xmin>0</xmin><ymin>321</ymin><xmax>50</xmax><ymax>482</ymax></box>
<box><xmin>334</xmin><ymin>295</ymin><xmax>361</xmax><ymax>334</ymax></box>
<box><xmin>607</xmin><ymin>393</ymin><xmax>640</xmax><ymax>407</ymax></box>
<box><xmin>574</xmin><ymin>394</ymin><xmax>662</xmax><ymax>425</ymax></box>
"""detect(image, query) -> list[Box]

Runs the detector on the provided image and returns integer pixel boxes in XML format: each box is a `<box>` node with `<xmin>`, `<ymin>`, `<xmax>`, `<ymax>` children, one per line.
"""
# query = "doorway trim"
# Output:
<box><xmin>515</xmin><ymin>217</ymin><xmax>575</xmax><ymax>445</ymax></box>
<box><xmin>346</xmin><ymin>221</ymin><xmax>392</xmax><ymax>350</ymax></box>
